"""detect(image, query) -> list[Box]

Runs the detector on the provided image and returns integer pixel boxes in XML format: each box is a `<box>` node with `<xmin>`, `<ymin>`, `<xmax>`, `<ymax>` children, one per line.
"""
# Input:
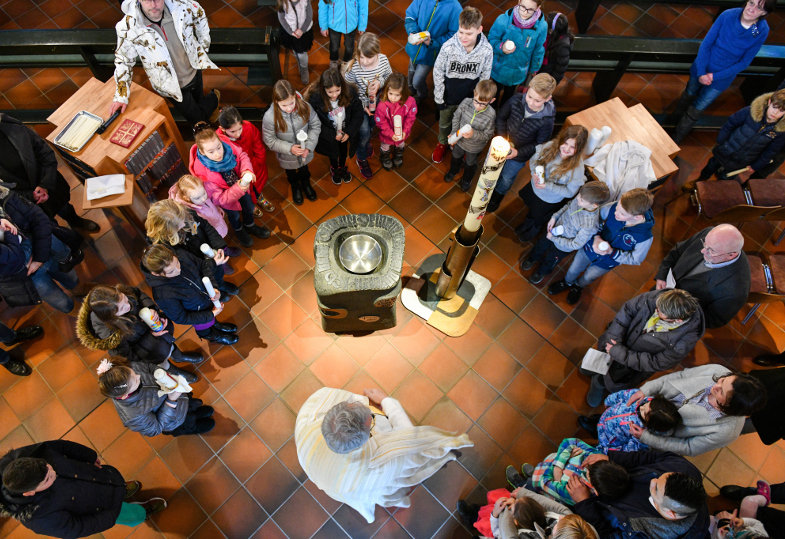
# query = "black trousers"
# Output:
<box><xmin>168</xmin><ymin>71</ymin><xmax>218</xmax><ymax>125</ymax></box>
<box><xmin>529</xmin><ymin>237</ymin><xmax>572</xmax><ymax>275</ymax></box>
<box><xmin>329</xmin><ymin>141</ymin><xmax>349</xmax><ymax>168</ymax></box>
<box><xmin>166</xmin><ymin>398</ymin><xmax>210</xmax><ymax>436</ymax></box>
<box><xmin>493</xmin><ymin>83</ymin><xmax>519</xmax><ymax>110</ymax></box>
<box><xmin>756</xmin><ymin>482</ymin><xmax>785</xmax><ymax>538</ymax></box>
<box><xmin>328</xmin><ymin>29</ymin><xmax>356</xmax><ymax>62</ymax></box>
<box><xmin>285</xmin><ymin>166</ymin><xmax>311</xmax><ymax>186</ymax></box>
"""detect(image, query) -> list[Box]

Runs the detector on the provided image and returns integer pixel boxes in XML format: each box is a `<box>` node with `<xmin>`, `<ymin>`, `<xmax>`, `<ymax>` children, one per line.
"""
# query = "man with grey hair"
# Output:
<box><xmin>570</xmin><ymin>450</ymin><xmax>708</xmax><ymax>538</ymax></box>
<box><xmin>295</xmin><ymin>387</ymin><xmax>473</xmax><ymax>523</ymax></box>
<box><xmin>654</xmin><ymin>224</ymin><xmax>749</xmax><ymax>328</ymax></box>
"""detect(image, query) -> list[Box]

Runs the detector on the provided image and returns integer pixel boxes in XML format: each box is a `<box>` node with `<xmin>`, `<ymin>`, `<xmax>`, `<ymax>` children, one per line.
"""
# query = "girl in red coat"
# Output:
<box><xmin>217</xmin><ymin>107</ymin><xmax>275</xmax><ymax>214</ymax></box>
<box><xmin>374</xmin><ymin>72</ymin><xmax>417</xmax><ymax>170</ymax></box>
<box><xmin>188</xmin><ymin>122</ymin><xmax>271</xmax><ymax>247</ymax></box>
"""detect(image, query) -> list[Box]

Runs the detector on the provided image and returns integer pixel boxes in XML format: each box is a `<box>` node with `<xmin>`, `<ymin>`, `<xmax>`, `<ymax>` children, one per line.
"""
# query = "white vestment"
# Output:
<box><xmin>295</xmin><ymin>387</ymin><xmax>473</xmax><ymax>523</ymax></box>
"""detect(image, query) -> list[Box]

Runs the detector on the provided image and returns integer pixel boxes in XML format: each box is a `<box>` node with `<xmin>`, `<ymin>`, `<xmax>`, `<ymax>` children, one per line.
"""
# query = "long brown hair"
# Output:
<box><xmin>272</xmin><ymin>79</ymin><xmax>311</xmax><ymax>133</ymax></box>
<box><xmin>535</xmin><ymin>125</ymin><xmax>588</xmax><ymax>179</ymax></box>
<box><xmin>97</xmin><ymin>359</ymin><xmax>135</xmax><ymax>398</ymax></box>
<box><xmin>379</xmin><ymin>72</ymin><xmax>409</xmax><ymax>103</ymax></box>
<box><xmin>305</xmin><ymin>68</ymin><xmax>353</xmax><ymax>111</ymax></box>
<box><xmin>86</xmin><ymin>285</ymin><xmax>139</xmax><ymax>337</ymax></box>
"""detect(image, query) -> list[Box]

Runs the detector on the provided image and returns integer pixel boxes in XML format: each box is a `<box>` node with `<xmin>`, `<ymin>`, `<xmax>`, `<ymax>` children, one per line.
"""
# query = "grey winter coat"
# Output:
<box><xmin>111</xmin><ymin>361</ymin><xmax>189</xmax><ymax>437</ymax></box>
<box><xmin>599</xmin><ymin>289</ymin><xmax>706</xmax><ymax>392</ymax></box>
<box><xmin>451</xmin><ymin>97</ymin><xmax>496</xmax><ymax>154</ymax></box>
<box><xmin>639</xmin><ymin>364</ymin><xmax>745</xmax><ymax>456</ymax></box>
<box><xmin>262</xmin><ymin>101</ymin><xmax>321</xmax><ymax>170</ymax></box>
<box><xmin>528</xmin><ymin>142</ymin><xmax>586</xmax><ymax>204</ymax></box>
<box><xmin>549</xmin><ymin>197</ymin><xmax>602</xmax><ymax>252</ymax></box>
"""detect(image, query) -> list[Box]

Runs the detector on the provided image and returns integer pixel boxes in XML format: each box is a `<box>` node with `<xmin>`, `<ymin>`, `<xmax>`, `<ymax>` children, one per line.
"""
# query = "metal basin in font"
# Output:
<box><xmin>339</xmin><ymin>234</ymin><xmax>382</xmax><ymax>274</ymax></box>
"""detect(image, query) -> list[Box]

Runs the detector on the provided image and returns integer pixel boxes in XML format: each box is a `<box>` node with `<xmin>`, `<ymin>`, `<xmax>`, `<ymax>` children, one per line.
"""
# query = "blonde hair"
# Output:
<box><xmin>474</xmin><ymin>79</ymin><xmax>497</xmax><ymax>102</ymax></box>
<box><xmin>552</xmin><ymin>515</ymin><xmax>599</xmax><ymax>539</ymax></box>
<box><xmin>619</xmin><ymin>188</ymin><xmax>654</xmax><ymax>216</ymax></box>
<box><xmin>459</xmin><ymin>6</ymin><xmax>483</xmax><ymax>28</ymax></box>
<box><xmin>345</xmin><ymin>32</ymin><xmax>381</xmax><ymax>72</ymax></box>
<box><xmin>145</xmin><ymin>199</ymin><xmax>194</xmax><ymax>246</ymax></box>
<box><xmin>193</xmin><ymin>123</ymin><xmax>220</xmax><ymax>153</ymax></box>
<box><xmin>529</xmin><ymin>73</ymin><xmax>557</xmax><ymax>98</ymax></box>
<box><xmin>176</xmin><ymin>174</ymin><xmax>205</xmax><ymax>201</ymax></box>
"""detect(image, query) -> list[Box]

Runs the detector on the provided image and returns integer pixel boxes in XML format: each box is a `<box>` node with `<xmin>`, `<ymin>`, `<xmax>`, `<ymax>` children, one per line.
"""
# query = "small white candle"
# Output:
<box><xmin>535</xmin><ymin>165</ymin><xmax>545</xmax><ymax>184</ymax></box>
<box><xmin>393</xmin><ymin>115</ymin><xmax>402</xmax><ymax>138</ymax></box>
<box><xmin>202</xmin><ymin>276</ymin><xmax>222</xmax><ymax>308</ymax></box>
<box><xmin>552</xmin><ymin>225</ymin><xmax>564</xmax><ymax>236</ymax></box>
<box><xmin>200</xmin><ymin>243</ymin><xmax>215</xmax><ymax>258</ymax></box>
<box><xmin>503</xmin><ymin>40</ymin><xmax>516</xmax><ymax>53</ymax></box>
<box><xmin>296</xmin><ymin>130</ymin><xmax>308</xmax><ymax>144</ymax></box>
<box><xmin>463</xmin><ymin>136</ymin><xmax>511</xmax><ymax>233</ymax></box>
<box><xmin>598</xmin><ymin>241</ymin><xmax>610</xmax><ymax>251</ymax></box>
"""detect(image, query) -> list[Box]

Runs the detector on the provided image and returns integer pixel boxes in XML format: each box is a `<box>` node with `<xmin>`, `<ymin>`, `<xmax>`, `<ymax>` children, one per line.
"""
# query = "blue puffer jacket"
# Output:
<box><xmin>318</xmin><ymin>0</ymin><xmax>367</xmax><ymax>34</ymax></box>
<box><xmin>581</xmin><ymin>203</ymin><xmax>654</xmax><ymax>270</ymax></box>
<box><xmin>488</xmin><ymin>9</ymin><xmax>547</xmax><ymax>86</ymax></box>
<box><xmin>598</xmin><ymin>390</ymin><xmax>651</xmax><ymax>453</ymax></box>
<box><xmin>404</xmin><ymin>0</ymin><xmax>462</xmax><ymax>67</ymax></box>
<box><xmin>713</xmin><ymin>91</ymin><xmax>785</xmax><ymax>172</ymax></box>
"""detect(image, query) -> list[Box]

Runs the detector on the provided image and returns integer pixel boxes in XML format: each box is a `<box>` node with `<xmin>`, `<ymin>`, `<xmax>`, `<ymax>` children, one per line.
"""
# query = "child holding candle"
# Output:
<box><xmin>262</xmin><ymin>80</ymin><xmax>321</xmax><ymax>205</ymax></box>
<box><xmin>444</xmin><ymin>79</ymin><xmax>497</xmax><ymax>190</ymax></box>
<box><xmin>189</xmin><ymin>122</ymin><xmax>272</xmax><ymax>248</ymax></box>
<box><xmin>514</xmin><ymin>125</ymin><xmax>589</xmax><ymax>242</ymax></box>
<box><xmin>145</xmin><ymin>200</ymin><xmax>239</xmax><ymax>297</ymax></box>
<box><xmin>521</xmin><ymin>180</ymin><xmax>610</xmax><ymax>285</ymax></box>
<box><xmin>306</xmin><ymin>67</ymin><xmax>364</xmax><ymax>184</ymax></box>
<box><xmin>344</xmin><ymin>32</ymin><xmax>393</xmax><ymax>178</ymax></box>
<box><xmin>217</xmin><ymin>106</ymin><xmax>275</xmax><ymax>214</ymax></box>
<box><xmin>78</xmin><ymin>284</ymin><xmax>203</xmax><ymax>384</ymax></box>
<box><xmin>277</xmin><ymin>0</ymin><xmax>314</xmax><ymax>85</ymax></box>
<box><xmin>431</xmin><ymin>6</ymin><xmax>494</xmax><ymax>164</ymax></box>
<box><xmin>318</xmin><ymin>0</ymin><xmax>368</xmax><ymax>71</ymax></box>
<box><xmin>374</xmin><ymin>72</ymin><xmax>418</xmax><ymax>170</ymax></box>
<box><xmin>141</xmin><ymin>244</ymin><xmax>239</xmax><ymax>345</ymax></box>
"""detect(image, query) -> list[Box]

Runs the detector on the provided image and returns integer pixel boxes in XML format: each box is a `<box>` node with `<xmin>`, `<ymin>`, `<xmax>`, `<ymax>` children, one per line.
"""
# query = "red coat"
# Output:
<box><xmin>188</xmin><ymin>140</ymin><xmax>254</xmax><ymax>212</ymax></box>
<box><xmin>217</xmin><ymin>121</ymin><xmax>269</xmax><ymax>202</ymax></box>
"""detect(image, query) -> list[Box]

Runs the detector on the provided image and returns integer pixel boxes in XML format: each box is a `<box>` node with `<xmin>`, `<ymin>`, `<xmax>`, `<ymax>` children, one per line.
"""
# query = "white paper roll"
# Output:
<box><xmin>202</xmin><ymin>276</ymin><xmax>222</xmax><ymax>308</ymax></box>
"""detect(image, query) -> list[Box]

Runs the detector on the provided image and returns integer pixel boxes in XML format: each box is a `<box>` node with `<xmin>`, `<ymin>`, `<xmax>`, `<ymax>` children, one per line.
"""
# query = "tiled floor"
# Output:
<box><xmin>3</xmin><ymin>1</ymin><xmax>785</xmax><ymax>538</ymax></box>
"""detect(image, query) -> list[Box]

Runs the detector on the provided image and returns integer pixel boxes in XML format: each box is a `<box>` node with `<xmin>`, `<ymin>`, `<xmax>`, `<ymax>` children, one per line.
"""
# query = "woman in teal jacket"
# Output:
<box><xmin>488</xmin><ymin>0</ymin><xmax>547</xmax><ymax>108</ymax></box>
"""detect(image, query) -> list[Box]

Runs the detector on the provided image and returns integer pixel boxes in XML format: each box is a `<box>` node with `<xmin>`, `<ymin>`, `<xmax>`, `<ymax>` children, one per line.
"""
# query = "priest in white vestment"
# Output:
<box><xmin>295</xmin><ymin>387</ymin><xmax>474</xmax><ymax>523</ymax></box>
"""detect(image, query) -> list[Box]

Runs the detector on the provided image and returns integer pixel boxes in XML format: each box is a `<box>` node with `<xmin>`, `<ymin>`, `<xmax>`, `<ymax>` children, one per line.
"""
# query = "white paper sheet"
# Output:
<box><xmin>85</xmin><ymin>174</ymin><xmax>126</xmax><ymax>200</ymax></box>
<box><xmin>666</xmin><ymin>269</ymin><xmax>676</xmax><ymax>289</ymax></box>
<box><xmin>581</xmin><ymin>348</ymin><xmax>612</xmax><ymax>375</ymax></box>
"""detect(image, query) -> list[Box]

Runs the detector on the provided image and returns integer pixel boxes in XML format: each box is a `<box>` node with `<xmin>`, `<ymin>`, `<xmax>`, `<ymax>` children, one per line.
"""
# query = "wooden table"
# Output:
<box><xmin>564</xmin><ymin>97</ymin><xmax>680</xmax><ymax>180</ymax></box>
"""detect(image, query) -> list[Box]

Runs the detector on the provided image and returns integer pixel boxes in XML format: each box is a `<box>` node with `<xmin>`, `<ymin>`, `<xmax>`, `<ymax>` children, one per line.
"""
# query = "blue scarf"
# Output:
<box><xmin>196</xmin><ymin>141</ymin><xmax>237</xmax><ymax>173</ymax></box>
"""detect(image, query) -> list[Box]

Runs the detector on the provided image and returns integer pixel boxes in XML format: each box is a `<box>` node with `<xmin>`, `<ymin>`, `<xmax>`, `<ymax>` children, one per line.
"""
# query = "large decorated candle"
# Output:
<box><xmin>463</xmin><ymin>136</ymin><xmax>511</xmax><ymax>234</ymax></box>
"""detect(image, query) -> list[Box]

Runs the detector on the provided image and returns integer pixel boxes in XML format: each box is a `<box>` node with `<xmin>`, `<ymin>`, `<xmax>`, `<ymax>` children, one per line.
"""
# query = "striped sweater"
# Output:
<box><xmin>344</xmin><ymin>54</ymin><xmax>393</xmax><ymax>108</ymax></box>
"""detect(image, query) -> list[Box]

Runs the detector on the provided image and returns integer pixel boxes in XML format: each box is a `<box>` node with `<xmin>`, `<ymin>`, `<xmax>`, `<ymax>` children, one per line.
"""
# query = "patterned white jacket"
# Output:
<box><xmin>113</xmin><ymin>0</ymin><xmax>218</xmax><ymax>104</ymax></box>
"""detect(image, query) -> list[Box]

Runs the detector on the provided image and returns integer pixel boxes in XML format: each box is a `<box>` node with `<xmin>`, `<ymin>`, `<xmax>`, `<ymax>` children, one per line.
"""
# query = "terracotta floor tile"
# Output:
<box><xmin>706</xmin><ymin>449</ymin><xmax>757</xmax><ymax>494</ymax></box>
<box><xmin>340</xmin><ymin>185</ymin><xmax>385</xmax><ymax>215</ymax></box>
<box><xmin>364</xmin><ymin>344</ymin><xmax>414</xmax><ymax>394</ymax></box>
<box><xmin>312</xmin><ymin>518</ymin><xmax>352</xmax><ymax>538</ymax></box>
<box><xmin>502</xmin><ymin>367</ymin><xmax>550</xmax><ymax>418</ymax></box>
<box><xmin>254</xmin><ymin>343</ymin><xmax>305</xmax><ymax>392</ymax></box>
<box><xmin>219</xmin><ymin>426</ymin><xmax>271</xmax><ymax>482</ymax></box>
<box><xmin>388</xmin><ymin>185</ymin><xmax>432</xmax><ymax>223</ymax></box>
<box><xmin>159</xmin><ymin>434</ymin><xmax>215</xmax><ymax>484</ymax></box>
<box><xmin>250</xmin><ymin>398</ymin><xmax>295</xmax><ymax>452</ymax></box>
<box><xmin>392</xmin><ymin>370</ymin><xmax>443</xmax><ymax>423</ymax></box>
<box><xmin>473</xmin><ymin>294</ymin><xmax>517</xmax><ymax>339</ymax></box>
<box><xmin>4</xmin><ymin>371</ymin><xmax>51</xmax><ymax>420</ymax></box>
<box><xmin>334</xmin><ymin>333</ymin><xmax>388</xmax><ymax>365</ymax></box>
<box><xmin>418</xmin><ymin>343</ymin><xmax>469</xmax><ymax>392</ymax></box>
<box><xmin>0</xmin><ymin>425</ymin><xmax>34</xmax><ymax>456</ymax></box>
<box><xmin>492</xmin><ymin>271</ymin><xmax>538</xmax><ymax>314</ymax></box>
<box><xmin>448</xmin><ymin>324</ymin><xmax>494</xmax><ymax>366</ymax></box>
<box><xmin>550</xmin><ymin>317</ymin><xmax>598</xmax><ymax>365</ymax></box>
<box><xmin>447</xmin><ymin>371</ymin><xmax>497</xmax><ymax>422</ymax></box>
<box><xmin>507</xmin><ymin>425</ymin><xmax>556</xmax><ymax>470</ymax></box>
<box><xmin>102</xmin><ymin>429</ymin><xmax>154</xmax><ymax>479</ymax></box>
<box><xmin>24</xmin><ymin>398</ymin><xmax>73</xmax><ymax>443</ymax></box>
<box><xmin>251</xmin><ymin>519</ymin><xmax>287</xmax><ymax>539</ymax></box>
<box><xmin>288</xmin><ymin>224</ymin><xmax>317</xmax><ymax>267</ymax></box>
<box><xmin>289</xmin><ymin>270</ymin><xmax>318</xmax><ymax>316</ymax></box>
<box><xmin>262</xmin><ymin>247</ymin><xmax>310</xmax><ymax>291</ymax></box>
<box><xmin>241</xmin><ymin>267</ymin><xmax>285</xmax><ymax>317</ymax></box>
<box><xmin>212</xmin><ymin>488</ymin><xmax>267</xmax><ymax>538</ymax></box>
<box><xmin>247</xmin><ymin>457</ymin><xmax>300</xmax><ymax>514</ymax></box>
<box><xmin>280</xmin><ymin>369</ymin><xmax>324</xmax><ymax>413</ymax></box>
<box><xmin>199</xmin><ymin>346</ymin><xmax>250</xmax><ymax>395</ymax></box>
<box><xmin>223</xmin><ymin>370</ymin><xmax>275</xmax><ymax>422</ymax></box>
<box><xmin>555</xmin><ymin>369</ymin><xmax>597</xmax><ymax>415</ymax></box>
<box><xmin>471</xmin><ymin>249</ymin><xmax>513</xmax><ymax>288</ymax></box>
<box><xmin>473</xmin><ymin>344</ymin><xmax>522</xmax><ymax>393</ymax></box>
<box><xmin>273</xmin><ymin>486</ymin><xmax>329</xmax><ymax>538</ymax></box>
<box><xmin>393</xmin><ymin>485</ymin><xmax>450</xmax><ymax>538</ymax></box>
<box><xmin>78</xmin><ymin>399</ymin><xmax>126</xmax><ymax>452</ymax></box>
<box><xmin>149</xmin><ymin>488</ymin><xmax>207</xmax><ymax>538</ymax></box>
<box><xmin>526</xmin><ymin>343</ymin><xmax>576</xmax><ymax>391</ymax></box>
<box><xmin>236</xmin><ymin>316</ymin><xmax>281</xmax><ymax>367</ymax></box>
<box><xmin>333</xmin><ymin>503</ymin><xmax>390</xmax><ymax>539</ymax></box>
<box><xmin>56</xmin><ymin>367</ymin><xmax>103</xmax><ymax>423</ymax></box>
<box><xmin>520</xmin><ymin>293</ymin><xmax>568</xmax><ymax>340</ymax></box>
<box><xmin>423</xmin><ymin>460</ymin><xmax>478</xmax><ymax>513</ymax></box>
<box><xmin>387</xmin><ymin>317</ymin><xmax>442</xmax><ymax>366</ymax></box>
<box><xmin>412</xmin><ymin>205</ymin><xmax>459</xmax><ymax>247</ymax></box>
<box><xmin>309</xmin><ymin>343</ymin><xmax>359</xmax><ymax>388</ymax></box>
<box><xmin>0</xmin><ymin>399</ymin><xmax>20</xmax><ymax>442</ymax></box>
<box><xmin>199</xmin><ymin>398</ymin><xmax>244</xmax><ymax>453</ymax></box>
<box><xmin>190</xmin><ymin>519</ymin><xmax>225</xmax><ymax>539</ymax></box>
<box><xmin>478</xmin><ymin>397</ymin><xmax>527</xmax><ymax>451</ymax></box>
<box><xmin>186</xmin><ymin>456</ymin><xmax>241</xmax><ymax>515</ymax></box>
<box><xmin>37</xmin><ymin>348</ymin><xmax>86</xmax><ymax>392</ymax></box>
<box><xmin>532</xmin><ymin>397</ymin><xmax>582</xmax><ymax>446</ymax></box>
<box><xmin>260</xmin><ymin>294</ymin><xmax>309</xmax><ymax>340</ymax></box>
<box><xmin>422</xmin><ymin>397</ymin><xmax>473</xmax><ymax>434</ymax></box>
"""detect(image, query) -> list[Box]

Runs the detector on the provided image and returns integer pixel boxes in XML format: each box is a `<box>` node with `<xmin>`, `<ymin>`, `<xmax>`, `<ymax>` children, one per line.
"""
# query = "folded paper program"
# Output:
<box><xmin>85</xmin><ymin>174</ymin><xmax>127</xmax><ymax>200</ymax></box>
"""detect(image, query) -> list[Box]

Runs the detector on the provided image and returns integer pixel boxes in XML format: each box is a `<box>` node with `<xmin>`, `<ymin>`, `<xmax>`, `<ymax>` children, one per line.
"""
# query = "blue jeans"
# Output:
<box><xmin>684</xmin><ymin>74</ymin><xmax>723</xmax><ymax>112</ymax></box>
<box><xmin>357</xmin><ymin>113</ymin><xmax>374</xmax><ymax>161</ymax></box>
<box><xmin>408</xmin><ymin>61</ymin><xmax>431</xmax><ymax>103</ymax></box>
<box><xmin>563</xmin><ymin>247</ymin><xmax>611</xmax><ymax>288</ymax></box>
<box><xmin>495</xmin><ymin>158</ymin><xmax>528</xmax><ymax>196</ymax></box>
<box><xmin>224</xmin><ymin>193</ymin><xmax>256</xmax><ymax>231</ymax></box>
<box><xmin>22</xmin><ymin>236</ymin><xmax>77</xmax><ymax>313</ymax></box>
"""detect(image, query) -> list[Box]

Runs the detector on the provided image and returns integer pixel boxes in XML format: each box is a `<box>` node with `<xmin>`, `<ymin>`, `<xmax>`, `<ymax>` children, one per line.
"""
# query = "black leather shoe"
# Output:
<box><xmin>302</xmin><ymin>181</ymin><xmax>317</xmax><ymax>201</ymax></box>
<box><xmin>247</xmin><ymin>224</ymin><xmax>271</xmax><ymax>239</ymax></box>
<box><xmin>219</xmin><ymin>282</ymin><xmax>239</xmax><ymax>296</ymax></box>
<box><xmin>291</xmin><ymin>183</ymin><xmax>304</xmax><ymax>205</ymax></box>
<box><xmin>1</xmin><ymin>358</ymin><xmax>32</xmax><ymax>376</ymax></box>
<box><xmin>519</xmin><ymin>257</ymin><xmax>536</xmax><ymax>272</ymax></box>
<box><xmin>167</xmin><ymin>365</ymin><xmax>198</xmax><ymax>384</ymax></box>
<box><xmin>234</xmin><ymin>227</ymin><xmax>253</xmax><ymax>247</ymax></box>
<box><xmin>456</xmin><ymin>500</ymin><xmax>480</xmax><ymax>528</ymax></box>
<box><xmin>753</xmin><ymin>353</ymin><xmax>785</xmax><ymax>367</ymax></box>
<box><xmin>206</xmin><ymin>331</ymin><xmax>239</xmax><ymax>345</ymax></box>
<box><xmin>4</xmin><ymin>325</ymin><xmax>43</xmax><ymax>346</ymax></box>
<box><xmin>548</xmin><ymin>279</ymin><xmax>571</xmax><ymax>295</ymax></box>
<box><xmin>566</xmin><ymin>285</ymin><xmax>583</xmax><ymax>305</ymax></box>
<box><xmin>175</xmin><ymin>353</ymin><xmax>204</xmax><ymax>365</ymax></box>
<box><xmin>213</xmin><ymin>322</ymin><xmax>238</xmax><ymax>333</ymax></box>
<box><xmin>528</xmin><ymin>271</ymin><xmax>546</xmax><ymax>285</ymax></box>
<box><xmin>578</xmin><ymin>414</ymin><xmax>600</xmax><ymax>438</ymax></box>
<box><xmin>720</xmin><ymin>485</ymin><xmax>757</xmax><ymax>502</ymax></box>
<box><xmin>195</xmin><ymin>417</ymin><xmax>216</xmax><ymax>434</ymax></box>
<box><xmin>195</xmin><ymin>405</ymin><xmax>214</xmax><ymax>419</ymax></box>
<box><xmin>69</xmin><ymin>216</ymin><xmax>100</xmax><ymax>233</ymax></box>
<box><xmin>58</xmin><ymin>248</ymin><xmax>84</xmax><ymax>272</ymax></box>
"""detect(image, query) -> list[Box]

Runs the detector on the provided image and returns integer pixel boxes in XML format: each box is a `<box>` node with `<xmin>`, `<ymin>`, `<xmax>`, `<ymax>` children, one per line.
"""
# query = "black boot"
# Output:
<box><xmin>290</xmin><ymin>178</ymin><xmax>304</xmax><ymax>205</ymax></box>
<box><xmin>173</xmin><ymin>352</ymin><xmax>204</xmax><ymax>365</ymax></box>
<box><xmin>58</xmin><ymin>248</ymin><xmax>84</xmax><ymax>273</ymax></box>
<box><xmin>380</xmin><ymin>149</ymin><xmax>393</xmax><ymax>170</ymax></box>
<box><xmin>444</xmin><ymin>156</ymin><xmax>462</xmax><ymax>182</ymax></box>
<box><xmin>166</xmin><ymin>364</ymin><xmax>198</xmax><ymax>384</ymax></box>
<box><xmin>485</xmin><ymin>191</ymin><xmax>504</xmax><ymax>213</ymax></box>
<box><xmin>673</xmin><ymin>105</ymin><xmax>700</xmax><ymax>144</ymax></box>
<box><xmin>213</xmin><ymin>321</ymin><xmax>238</xmax><ymax>333</ymax></box>
<box><xmin>302</xmin><ymin>178</ymin><xmax>317</xmax><ymax>201</ymax></box>
<box><xmin>665</xmin><ymin>92</ymin><xmax>696</xmax><ymax>126</ymax></box>
<box><xmin>392</xmin><ymin>146</ymin><xmax>404</xmax><ymax>168</ymax></box>
<box><xmin>4</xmin><ymin>325</ymin><xmax>43</xmax><ymax>346</ymax></box>
<box><xmin>458</xmin><ymin>163</ymin><xmax>477</xmax><ymax>192</ymax></box>
<box><xmin>202</xmin><ymin>328</ymin><xmax>239</xmax><ymax>345</ymax></box>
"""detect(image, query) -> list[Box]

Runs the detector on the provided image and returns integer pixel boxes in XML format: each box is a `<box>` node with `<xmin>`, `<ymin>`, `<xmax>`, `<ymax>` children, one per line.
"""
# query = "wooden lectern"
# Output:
<box><xmin>46</xmin><ymin>77</ymin><xmax>189</xmax><ymax>229</ymax></box>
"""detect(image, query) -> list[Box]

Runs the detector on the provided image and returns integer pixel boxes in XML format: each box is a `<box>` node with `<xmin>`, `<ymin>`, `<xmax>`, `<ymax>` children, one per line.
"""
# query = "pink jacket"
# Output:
<box><xmin>168</xmin><ymin>183</ymin><xmax>228</xmax><ymax>238</ymax></box>
<box><xmin>374</xmin><ymin>97</ymin><xmax>418</xmax><ymax>146</ymax></box>
<box><xmin>188</xmin><ymin>140</ymin><xmax>254</xmax><ymax>212</ymax></box>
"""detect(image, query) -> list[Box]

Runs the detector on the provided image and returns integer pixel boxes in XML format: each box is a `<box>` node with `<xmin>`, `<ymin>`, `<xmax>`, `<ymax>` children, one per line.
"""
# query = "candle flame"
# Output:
<box><xmin>489</xmin><ymin>136</ymin><xmax>511</xmax><ymax>160</ymax></box>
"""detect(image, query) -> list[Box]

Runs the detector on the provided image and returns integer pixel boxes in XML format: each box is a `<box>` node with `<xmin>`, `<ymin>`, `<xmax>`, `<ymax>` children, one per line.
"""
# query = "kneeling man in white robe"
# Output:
<box><xmin>295</xmin><ymin>387</ymin><xmax>473</xmax><ymax>523</ymax></box>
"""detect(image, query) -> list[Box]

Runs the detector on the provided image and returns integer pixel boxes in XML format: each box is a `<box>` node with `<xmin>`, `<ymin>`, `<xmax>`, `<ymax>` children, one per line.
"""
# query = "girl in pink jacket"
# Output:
<box><xmin>374</xmin><ymin>72</ymin><xmax>417</xmax><ymax>170</ymax></box>
<box><xmin>188</xmin><ymin>122</ymin><xmax>271</xmax><ymax>247</ymax></box>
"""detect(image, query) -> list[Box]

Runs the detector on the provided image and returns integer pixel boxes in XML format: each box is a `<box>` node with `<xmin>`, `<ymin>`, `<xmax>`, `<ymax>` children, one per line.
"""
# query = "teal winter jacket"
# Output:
<box><xmin>488</xmin><ymin>8</ymin><xmax>547</xmax><ymax>86</ymax></box>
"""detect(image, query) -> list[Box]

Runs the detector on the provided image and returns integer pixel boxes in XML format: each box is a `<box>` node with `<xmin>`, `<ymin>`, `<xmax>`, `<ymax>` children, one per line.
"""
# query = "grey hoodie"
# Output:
<box><xmin>433</xmin><ymin>32</ymin><xmax>493</xmax><ymax>106</ymax></box>
<box><xmin>451</xmin><ymin>97</ymin><xmax>496</xmax><ymax>154</ymax></box>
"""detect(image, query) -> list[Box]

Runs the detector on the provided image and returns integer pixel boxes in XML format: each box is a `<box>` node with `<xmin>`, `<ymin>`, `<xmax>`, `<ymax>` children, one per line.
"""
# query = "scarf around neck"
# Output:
<box><xmin>513</xmin><ymin>7</ymin><xmax>541</xmax><ymax>29</ymax></box>
<box><xmin>196</xmin><ymin>141</ymin><xmax>237</xmax><ymax>173</ymax></box>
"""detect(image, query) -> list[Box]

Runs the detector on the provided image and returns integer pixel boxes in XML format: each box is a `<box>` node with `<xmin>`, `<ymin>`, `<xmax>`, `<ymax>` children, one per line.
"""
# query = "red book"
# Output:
<box><xmin>109</xmin><ymin>119</ymin><xmax>144</xmax><ymax>148</ymax></box>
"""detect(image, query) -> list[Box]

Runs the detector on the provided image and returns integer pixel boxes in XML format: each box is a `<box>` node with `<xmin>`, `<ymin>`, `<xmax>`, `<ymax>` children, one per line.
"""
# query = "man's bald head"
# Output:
<box><xmin>702</xmin><ymin>224</ymin><xmax>744</xmax><ymax>264</ymax></box>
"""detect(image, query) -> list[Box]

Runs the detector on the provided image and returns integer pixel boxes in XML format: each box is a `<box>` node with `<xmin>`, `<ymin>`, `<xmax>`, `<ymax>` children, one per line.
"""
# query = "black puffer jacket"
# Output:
<box><xmin>76</xmin><ymin>286</ymin><xmax>175</xmax><ymax>364</ymax></box>
<box><xmin>713</xmin><ymin>91</ymin><xmax>785</xmax><ymax>172</ymax></box>
<box><xmin>495</xmin><ymin>91</ymin><xmax>556</xmax><ymax>163</ymax></box>
<box><xmin>540</xmin><ymin>34</ymin><xmax>572</xmax><ymax>84</ymax></box>
<box><xmin>141</xmin><ymin>248</ymin><xmax>217</xmax><ymax>327</ymax></box>
<box><xmin>0</xmin><ymin>440</ymin><xmax>125</xmax><ymax>539</ymax></box>
<box><xmin>307</xmin><ymin>86</ymin><xmax>364</xmax><ymax>158</ymax></box>
<box><xmin>0</xmin><ymin>184</ymin><xmax>52</xmax><ymax>264</ymax></box>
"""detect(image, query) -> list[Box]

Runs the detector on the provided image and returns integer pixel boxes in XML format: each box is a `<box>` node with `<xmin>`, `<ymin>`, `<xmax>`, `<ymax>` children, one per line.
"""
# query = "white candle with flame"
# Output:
<box><xmin>463</xmin><ymin>136</ymin><xmax>511</xmax><ymax>233</ymax></box>
<box><xmin>202</xmin><ymin>276</ymin><xmax>222</xmax><ymax>309</ymax></box>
